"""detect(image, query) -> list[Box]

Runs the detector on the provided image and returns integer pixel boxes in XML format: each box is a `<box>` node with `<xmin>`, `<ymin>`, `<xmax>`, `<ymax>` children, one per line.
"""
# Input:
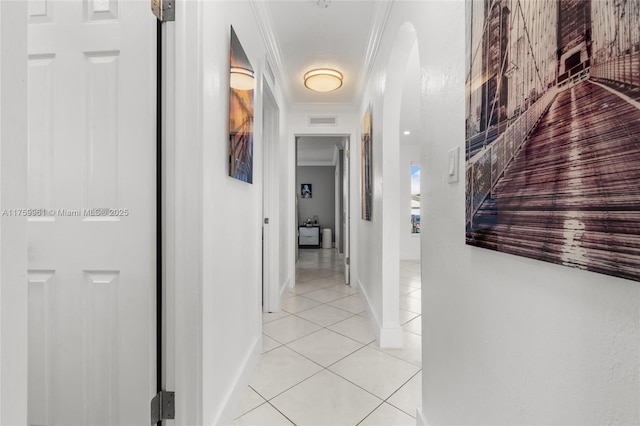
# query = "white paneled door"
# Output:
<box><xmin>27</xmin><ymin>1</ymin><xmax>156</xmax><ymax>425</ymax></box>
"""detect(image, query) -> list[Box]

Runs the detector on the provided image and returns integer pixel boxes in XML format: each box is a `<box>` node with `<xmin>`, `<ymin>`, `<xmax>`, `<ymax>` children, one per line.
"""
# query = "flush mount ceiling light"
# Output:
<box><xmin>304</xmin><ymin>69</ymin><xmax>343</xmax><ymax>92</ymax></box>
<box><xmin>230</xmin><ymin>66</ymin><xmax>255</xmax><ymax>90</ymax></box>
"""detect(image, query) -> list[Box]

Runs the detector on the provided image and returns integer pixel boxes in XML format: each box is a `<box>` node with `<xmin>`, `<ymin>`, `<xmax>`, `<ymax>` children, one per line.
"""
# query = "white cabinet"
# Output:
<box><xmin>299</xmin><ymin>226</ymin><xmax>320</xmax><ymax>246</ymax></box>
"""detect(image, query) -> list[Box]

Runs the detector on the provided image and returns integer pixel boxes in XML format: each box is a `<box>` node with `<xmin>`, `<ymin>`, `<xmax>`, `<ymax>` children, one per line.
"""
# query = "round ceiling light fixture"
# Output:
<box><xmin>304</xmin><ymin>68</ymin><xmax>343</xmax><ymax>92</ymax></box>
<box><xmin>230</xmin><ymin>66</ymin><xmax>255</xmax><ymax>90</ymax></box>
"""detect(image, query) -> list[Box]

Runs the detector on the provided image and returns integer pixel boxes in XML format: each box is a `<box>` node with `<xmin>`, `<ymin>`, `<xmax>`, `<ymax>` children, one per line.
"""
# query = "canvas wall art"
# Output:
<box><xmin>228</xmin><ymin>26</ymin><xmax>254</xmax><ymax>183</ymax></box>
<box><xmin>361</xmin><ymin>106</ymin><xmax>373</xmax><ymax>221</ymax></box>
<box><xmin>465</xmin><ymin>0</ymin><xmax>640</xmax><ymax>281</ymax></box>
<box><xmin>301</xmin><ymin>184</ymin><xmax>312</xmax><ymax>198</ymax></box>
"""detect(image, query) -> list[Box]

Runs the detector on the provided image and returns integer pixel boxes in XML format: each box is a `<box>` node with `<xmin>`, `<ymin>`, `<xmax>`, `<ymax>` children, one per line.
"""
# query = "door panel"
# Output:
<box><xmin>27</xmin><ymin>1</ymin><xmax>156</xmax><ymax>425</ymax></box>
<box><xmin>262</xmin><ymin>82</ymin><xmax>280</xmax><ymax>312</ymax></box>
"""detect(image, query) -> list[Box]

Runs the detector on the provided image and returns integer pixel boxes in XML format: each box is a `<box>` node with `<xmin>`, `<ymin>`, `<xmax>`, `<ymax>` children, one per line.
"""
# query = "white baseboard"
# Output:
<box><xmin>355</xmin><ymin>276</ymin><xmax>404</xmax><ymax>348</ymax></box>
<box><xmin>416</xmin><ymin>408</ymin><xmax>427</xmax><ymax>426</ymax></box>
<box><xmin>280</xmin><ymin>276</ymin><xmax>292</xmax><ymax>297</ymax></box>
<box><xmin>262</xmin><ymin>276</ymin><xmax>291</xmax><ymax>314</ymax></box>
<box><xmin>214</xmin><ymin>333</ymin><xmax>261</xmax><ymax>425</ymax></box>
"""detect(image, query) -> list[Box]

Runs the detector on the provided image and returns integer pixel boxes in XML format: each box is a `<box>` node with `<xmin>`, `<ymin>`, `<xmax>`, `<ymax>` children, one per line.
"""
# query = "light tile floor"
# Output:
<box><xmin>233</xmin><ymin>249</ymin><xmax>422</xmax><ymax>426</ymax></box>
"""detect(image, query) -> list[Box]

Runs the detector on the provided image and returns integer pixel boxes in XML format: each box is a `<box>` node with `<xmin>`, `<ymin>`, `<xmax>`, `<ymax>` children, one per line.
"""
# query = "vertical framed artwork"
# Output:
<box><xmin>301</xmin><ymin>184</ymin><xmax>312</xmax><ymax>199</ymax></box>
<box><xmin>465</xmin><ymin>0</ymin><xmax>640</xmax><ymax>281</ymax></box>
<box><xmin>228</xmin><ymin>26</ymin><xmax>255</xmax><ymax>183</ymax></box>
<box><xmin>361</xmin><ymin>105</ymin><xmax>373</xmax><ymax>221</ymax></box>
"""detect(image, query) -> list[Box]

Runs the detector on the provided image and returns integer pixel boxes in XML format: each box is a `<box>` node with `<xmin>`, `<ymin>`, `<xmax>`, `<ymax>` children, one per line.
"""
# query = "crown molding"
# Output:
<box><xmin>250</xmin><ymin>0</ymin><xmax>291</xmax><ymax>106</ymax></box>
<box><xmin>290</xmin><ymin>101</ymin><xmax>358</xmax><ymax>110</ymax></box>
<box><xmin>297</xmin><ymin>160</ymin><xmax>337</xmax><ymax>167</ymax></box>
<box><xmin>354</xmin><ymin>0</ymin><xmax>394</xmax><ymax>107</ymax></box>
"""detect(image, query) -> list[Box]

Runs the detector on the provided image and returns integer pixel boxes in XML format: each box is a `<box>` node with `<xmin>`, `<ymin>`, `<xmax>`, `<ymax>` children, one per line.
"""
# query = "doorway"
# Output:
<box><xmin>295</xmin><ymin>135</ymin><xmax>350</xmax><ymax>285</ymax></box>
<box><xmin>399</xmin><ymin>42</ymin><xmax>422</xmax><ymax>261</ymax></box>
<box><xmin>26</xmin><ymin>2</ymin><xmax>157</xmax><ymax>424</ymax></box>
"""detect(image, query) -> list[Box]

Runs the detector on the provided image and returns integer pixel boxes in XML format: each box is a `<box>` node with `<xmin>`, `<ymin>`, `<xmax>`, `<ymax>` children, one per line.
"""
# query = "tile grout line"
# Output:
<box><xmin>381</xmin><ymin>368</ymin><xmax>422</xmax><ymax>419</ymax></box>
<box><xmin>265</xmin><ymin>400</ymin><xmax>297</xmax><ymax>425</ymax></box>
<box><xmin>354</xmin><ymin>400</ymin><xmax>386</xmax><ymax>426</ymax></box>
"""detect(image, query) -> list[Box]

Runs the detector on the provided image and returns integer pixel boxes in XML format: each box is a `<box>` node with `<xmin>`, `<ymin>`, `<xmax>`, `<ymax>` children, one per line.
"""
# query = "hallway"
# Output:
<box><xmin>232</xmin><ymin>249</ymin><xmax>422</xmax><ymax>425</ymax></box>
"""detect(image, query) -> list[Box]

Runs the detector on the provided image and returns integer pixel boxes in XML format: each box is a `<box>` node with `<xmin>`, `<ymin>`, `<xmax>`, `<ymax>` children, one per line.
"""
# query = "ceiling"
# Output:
<box><xmin>258</xmin><ymin>1</ymin><xmax>419</xmax><ymax>163</ymax></box>
<box><xmin>262</xmin><ymin>0</ymin><xmax>388</xmax><ymax>105</ymax></box>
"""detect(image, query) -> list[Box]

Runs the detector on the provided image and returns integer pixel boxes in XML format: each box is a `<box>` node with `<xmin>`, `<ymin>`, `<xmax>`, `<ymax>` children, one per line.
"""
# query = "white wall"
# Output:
<box><xmin>352</xmin><ymin>8</ymin><xmax>425</xmax><ymax>349</ymax></box>
<box><xmin>288</xmin><ymin>104</ymin><xmax>357</xmax><ymax>136</ymax></box>
<box><xmin>168</xmin><ymin>1</ymin><xmax>291</xmax><ymax>424</ymax></box>
<box><xmin>297</xmin><ymin>166</ymin><xmax>335</xmax><ymax>240</ymax></box>
<box><xmin>201</xmin><ymin>5</ymin><xmax>290</xmax><ymax>423</ymax></box>
<box><xmin>366</xmin><ymin>1</ymin><xmax>639</xmax><ymax>424</ymax></box>
<box><xmin>351</xmin><ymin>98</ymin><xmax>386</xmax><ymax>343</ymax></box>
<box><xmin>400</xmin><ymin>145</ymin><xmax>420</xmax><ymax>260</ymax></box>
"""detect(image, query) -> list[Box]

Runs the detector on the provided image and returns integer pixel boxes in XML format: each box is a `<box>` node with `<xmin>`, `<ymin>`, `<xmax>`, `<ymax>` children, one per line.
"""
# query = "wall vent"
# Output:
<box><xmin>308</xmin><ymin>116</ymin><xmax>337</xmax><ymax>127</ymax></box>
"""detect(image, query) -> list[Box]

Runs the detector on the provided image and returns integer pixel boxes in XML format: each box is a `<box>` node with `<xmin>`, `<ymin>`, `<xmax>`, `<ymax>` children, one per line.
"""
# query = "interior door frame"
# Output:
<box><xmin>0</xmin><ymin>2</ymin><xmax>29</xmax><ymax>423</ymax></box>
<box><xmin>155</xmin><ymin>19</ymin><xmax>163</xmax><ymax>403</ymax></box>
<box><xmin>293</xmin><ymin>133</ymin><xmax>352</xmax><ymax>285</ymax></box>
<box><xmin>343</xmin><ymin>136</ymin><xmax>351</xmax><ymax>284</ymax></box>
<box><xmin>262</xmin><ymin>76</ymin><xmax>280</xmax><ymax>313</ymax></box>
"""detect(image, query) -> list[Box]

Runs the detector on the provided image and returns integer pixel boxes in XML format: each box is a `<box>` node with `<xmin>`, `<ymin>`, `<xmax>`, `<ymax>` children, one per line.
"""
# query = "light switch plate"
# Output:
<box><xmin>448</xmin><ymin>146</ymin><xmax>459</xmax><ymax>183</ymax></box>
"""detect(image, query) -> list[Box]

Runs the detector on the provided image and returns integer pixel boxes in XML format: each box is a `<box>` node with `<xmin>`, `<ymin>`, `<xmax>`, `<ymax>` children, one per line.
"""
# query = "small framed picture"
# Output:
<box><xmin>301</xmin><ymin>184</ymin><xmax>312</xmax><ymax>199</ymax></box>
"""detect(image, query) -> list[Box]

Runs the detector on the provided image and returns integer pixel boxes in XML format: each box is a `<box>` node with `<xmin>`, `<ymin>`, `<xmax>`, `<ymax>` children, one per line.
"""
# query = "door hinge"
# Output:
<box><xmin>151</xmin><ymin>390</ymin><xmax>175</xmax><ymax>424</ymax></box>
<box><xmin>151</xmin><ymin>0</ymin><xmax>175</xmax><ymax>22</ymax></box>
<box><xmin>345</xmin><ymin>150</ymin><xmax>350</xmax><ymax>158</ymax></box>
<box><xmin>264</xmin><ymin>218</ymin><xmax>269</xmax><ymax>224</ymax></box>
<box><xmin>346</xmin><ymin>257</ymin><xmax>350</xmax><ymax>265</ymax></box>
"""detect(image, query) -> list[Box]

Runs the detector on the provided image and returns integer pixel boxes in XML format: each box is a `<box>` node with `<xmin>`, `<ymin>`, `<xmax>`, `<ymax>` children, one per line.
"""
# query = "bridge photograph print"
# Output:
<box><xmin>465</xmin><ymin>0</ymin><xmax>640</xmax><ymax>282</ymax></box>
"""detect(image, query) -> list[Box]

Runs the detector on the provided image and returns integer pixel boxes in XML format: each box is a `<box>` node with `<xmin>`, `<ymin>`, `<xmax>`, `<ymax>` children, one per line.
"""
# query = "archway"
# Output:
<box><xmin>379</xmin><ymin>22</ymin><xmax>421</xmax><ymax>348</ymax></box>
